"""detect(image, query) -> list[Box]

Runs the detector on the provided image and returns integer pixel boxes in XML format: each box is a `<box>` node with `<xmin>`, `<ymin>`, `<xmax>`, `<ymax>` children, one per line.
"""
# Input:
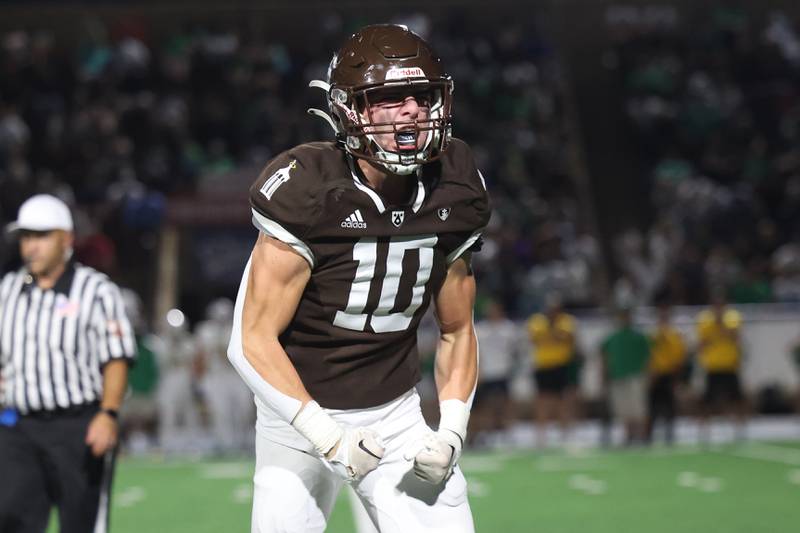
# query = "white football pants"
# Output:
<box><xmin>250</xmin><ymin>389</ymin><xmax>474</xmax><ymax>533</ymax></box>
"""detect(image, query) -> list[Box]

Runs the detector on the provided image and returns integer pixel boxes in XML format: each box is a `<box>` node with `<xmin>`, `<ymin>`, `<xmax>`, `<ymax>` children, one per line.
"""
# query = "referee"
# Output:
<box><xmin>0</xmin><ymin>194</ymin><xmax>136</xmax><ymax>532</ymax></box>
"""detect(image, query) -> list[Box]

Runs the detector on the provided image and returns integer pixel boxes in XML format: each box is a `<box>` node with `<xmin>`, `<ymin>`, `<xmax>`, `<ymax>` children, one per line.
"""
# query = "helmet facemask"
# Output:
<box><xmin>330</xmin><ymin>80</ymin><xmax>453</xmax><ymax>175</ymax></box>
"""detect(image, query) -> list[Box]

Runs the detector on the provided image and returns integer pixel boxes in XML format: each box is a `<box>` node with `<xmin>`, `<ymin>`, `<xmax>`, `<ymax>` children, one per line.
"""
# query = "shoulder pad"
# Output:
<box><xmin>440</xmin><ymin>138</ymin><xmax>488</xmax><ymax>192</ymax></box>
<box><xmin>249</xmin><ymin>143</ymin><xmax>345</xmax><ymax>246</ymax></box>
<box><xmin>433</xmin><ymin>138</ymin><xmax>491</xmax><ymax>261</ymax></box>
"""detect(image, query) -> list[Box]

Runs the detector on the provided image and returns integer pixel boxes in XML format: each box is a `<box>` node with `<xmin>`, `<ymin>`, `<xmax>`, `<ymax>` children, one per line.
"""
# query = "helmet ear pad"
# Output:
<box><xmin>325</xmin><ymin>24</ymin><xmax>454</xmax><ymax>174</ymax></box>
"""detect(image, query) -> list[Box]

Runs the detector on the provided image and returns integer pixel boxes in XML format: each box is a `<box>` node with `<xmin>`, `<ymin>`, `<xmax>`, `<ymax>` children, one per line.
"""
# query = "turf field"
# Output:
<box><xmin>51</xmin><ymin>441</ymin><xmax>800</xmax><ymax>532</ymax></box>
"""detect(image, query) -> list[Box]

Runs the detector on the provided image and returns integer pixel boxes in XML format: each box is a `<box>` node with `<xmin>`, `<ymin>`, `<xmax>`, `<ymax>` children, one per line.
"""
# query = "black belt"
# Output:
<box><xmin>22</xmin><ymin>402</ymin><xmax>99</xmax><ymax>420</ymax></box>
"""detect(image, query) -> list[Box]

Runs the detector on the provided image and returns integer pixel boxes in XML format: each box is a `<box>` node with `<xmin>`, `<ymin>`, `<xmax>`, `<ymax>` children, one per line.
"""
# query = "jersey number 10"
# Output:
<box><xmin>333</xmin><ymin>235</ymin><xmax>438</xmax><ymax>333</ymax></box>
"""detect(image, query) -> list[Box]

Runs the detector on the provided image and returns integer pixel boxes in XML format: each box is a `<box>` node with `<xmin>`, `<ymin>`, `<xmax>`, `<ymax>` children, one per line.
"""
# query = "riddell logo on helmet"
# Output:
<box><xmin>385</xmin><ymin>67</ymin><xmax>426</xmax><ymax>80</ymax></box>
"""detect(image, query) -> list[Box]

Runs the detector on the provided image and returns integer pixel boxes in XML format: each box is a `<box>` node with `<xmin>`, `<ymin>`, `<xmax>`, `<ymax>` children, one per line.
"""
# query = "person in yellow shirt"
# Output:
<box><xmin>527</xmin><ymin>294</ymin><xmax>577</xmax><ymax>448</ymax></box>
<box><xmin>696</xmin><ymin>292</ymin><xmax>747</xmax><ymax>441</ymax></box>
<box><xmin>647</xmin><ymin>303</ymin><xmax>686</xmax><ymax>444</ymax></box>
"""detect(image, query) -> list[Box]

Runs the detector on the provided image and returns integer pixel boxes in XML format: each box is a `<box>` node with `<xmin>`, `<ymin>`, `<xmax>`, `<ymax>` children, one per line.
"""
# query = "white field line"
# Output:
<box><xmin>200</xmin><ymin>462</ymin><xmax>253</xmax><ymax>479</ymax></box>
<box><xmin>467</xmin><ymin>478</ymin><xmax>491</xmax><ymax>497</ymax></box>
<box><xmin>677</xmin><ymin>471</ymin><xmax>699</xmax><ymax>488</ymax></box>
<box><xmin>536</xmin><ymin>457</ymin><xmax>611</xmax><ymax>472</ymax></box>
<box><xmin>726</xmin><ymin>443</ymin><xmax>800</xmax><ymax>466</ymax></box>
<box><xmin>232</xmin><ymin>483</ymin><xmax>253</xmax><ymax>504</ymax></box>
<box><xmin>115</xmin><ymin>486</ymin><xmax>146</xmax><ymax>508</ymax></box>
<box><xmin>676</xmin><ymin>471</ymin><xmax>724</xmax><ymax>493</ymax></box>
<box><xmin>699</xmin><ymin>477</ymin><xmax>723</xmax><ymax>493</ymax></box>
<box><xmin>568</xmin><ymin>474</ymin><xmax>607</xmax><ymax>495</ymax></box>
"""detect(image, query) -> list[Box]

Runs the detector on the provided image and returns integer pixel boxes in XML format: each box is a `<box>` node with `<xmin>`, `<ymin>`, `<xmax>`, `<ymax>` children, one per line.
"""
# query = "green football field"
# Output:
<box><xmin>51</xmin><ymin>441</ymin><xmax>800</xmax><ymax>532</ymax></box>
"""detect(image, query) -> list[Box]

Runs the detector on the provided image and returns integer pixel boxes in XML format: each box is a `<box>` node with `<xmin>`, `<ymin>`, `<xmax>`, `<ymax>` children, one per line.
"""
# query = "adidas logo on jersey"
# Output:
<box><xmin>341</xmin><ymin>209</ymin><xmax>367</xmax><ymax>229</ymax></box>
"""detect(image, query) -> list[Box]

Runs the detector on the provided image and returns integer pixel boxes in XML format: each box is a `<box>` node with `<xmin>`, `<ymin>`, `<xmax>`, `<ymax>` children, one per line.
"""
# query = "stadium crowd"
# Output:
<box><xmin>0</xmin><ymin>11</ymin><xmax>598</xmax><ymax>319</ymax></box>
<box><xmin>2</xmin><ymin>7</ymin><xmax>800</xmax><ymax>455</ymax></box>
<box><xmin>610</xmin><ymin>5</ymin><xmax>800</xmax><ymax>307</ymax></box>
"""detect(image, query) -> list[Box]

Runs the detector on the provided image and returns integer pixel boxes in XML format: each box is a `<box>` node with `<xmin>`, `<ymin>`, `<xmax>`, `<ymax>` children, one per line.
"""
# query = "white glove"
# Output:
<box><xmin>327</xmin><ymin>426</ymin><xmax>385</xmax><ymax>481</ymax></box>
<box><xmin>291</xmin><ymin>401</ymin><xmax>384</xmax><ymax>481</ymax></box>
<box><xmin>403</xmin><ymin>428</ymin><xmax>462</xmax><ymax>485</ymax></box>
<box><xmin>404</xmin><ymin>399</ymin><xmax>470</xmax><ymax>484</ymax></box>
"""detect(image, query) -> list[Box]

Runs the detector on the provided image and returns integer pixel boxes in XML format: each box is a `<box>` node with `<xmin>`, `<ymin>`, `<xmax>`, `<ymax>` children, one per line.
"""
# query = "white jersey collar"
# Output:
<box><xmin>347</xmin><ymin>155</ymin><xmax>425</xmax><ymax>215</ymax></box>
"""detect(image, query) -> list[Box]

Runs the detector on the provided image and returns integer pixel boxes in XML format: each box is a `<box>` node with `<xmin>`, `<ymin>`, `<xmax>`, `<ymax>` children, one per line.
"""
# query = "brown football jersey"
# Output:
<box><xmin>249</xmin><ymin>138</ymin><xmax>490</xmax><ymax>409</ymax></box>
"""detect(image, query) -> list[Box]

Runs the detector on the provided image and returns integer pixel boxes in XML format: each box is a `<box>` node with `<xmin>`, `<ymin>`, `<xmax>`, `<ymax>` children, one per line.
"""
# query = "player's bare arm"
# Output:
<box><xmin>231</xmin><ymin>231</ymin><xmax>384</xmax><ymax>479</ymax></box>
<box><xmin>433</xmin><ymin>254</ymin><xmax>478</xmax><ymax>403</ymax></box>
<box><xmin>241</xmin><ymin>232</ymin><xmax>313</xmax><ymax>407</ymax></box>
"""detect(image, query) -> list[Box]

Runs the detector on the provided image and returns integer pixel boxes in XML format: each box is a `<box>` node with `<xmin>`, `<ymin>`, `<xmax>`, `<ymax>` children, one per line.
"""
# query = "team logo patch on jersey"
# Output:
<box><xmin>341</xmin><ymin>209</ymin><xmax>367</xmax><ymax>229</ymax></box>
<box><xmin>260</xmin><ymin>160</ymin><xmax>297</xmax><ymax>200</ymax></box>
<box><xmin>391</xmin><ymin>210</ymin><xmax>405</xmax><ymax>227</ymax></box>
<box><xmin>437</xmin><ymin>207</ymin><xmax>451</xmax><ymax>221</ymax></box>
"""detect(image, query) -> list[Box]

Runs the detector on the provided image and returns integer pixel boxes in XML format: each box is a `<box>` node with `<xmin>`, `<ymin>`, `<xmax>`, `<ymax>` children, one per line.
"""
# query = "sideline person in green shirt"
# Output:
<box><xmin>601</xmin><ymin>307</ymin><xmax>651</xmax><ymax>445</ymax></box>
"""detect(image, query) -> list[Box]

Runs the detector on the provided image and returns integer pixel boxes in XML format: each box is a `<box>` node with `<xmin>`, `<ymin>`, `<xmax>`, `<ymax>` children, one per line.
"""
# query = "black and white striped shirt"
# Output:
<box><xmin>0</xmin><ymin>262</ymin><xmax>136</xmax><ymax>414</ymax></box>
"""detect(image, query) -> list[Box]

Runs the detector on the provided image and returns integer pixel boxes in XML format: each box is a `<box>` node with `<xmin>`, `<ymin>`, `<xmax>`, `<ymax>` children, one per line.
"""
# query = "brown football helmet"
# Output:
<box><xmin>308</xmin><ymin>24</ymin><xmax>453</xmax><ymax>175</ymax></box>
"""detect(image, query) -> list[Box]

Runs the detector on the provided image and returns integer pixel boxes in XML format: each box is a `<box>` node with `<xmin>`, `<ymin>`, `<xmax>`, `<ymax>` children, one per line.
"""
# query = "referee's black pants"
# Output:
<box><xmin>0</xmin><ymin>407</ymin><xmax>116</xmax><ymax>533</ymax></box>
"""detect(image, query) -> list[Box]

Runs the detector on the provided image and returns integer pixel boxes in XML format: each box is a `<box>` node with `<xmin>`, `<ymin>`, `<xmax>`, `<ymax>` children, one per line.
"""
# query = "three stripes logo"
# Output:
<box><xmin>341</xmin><ymin>209</ymin><xmax>367</xmax><ymax>229</ymax></box>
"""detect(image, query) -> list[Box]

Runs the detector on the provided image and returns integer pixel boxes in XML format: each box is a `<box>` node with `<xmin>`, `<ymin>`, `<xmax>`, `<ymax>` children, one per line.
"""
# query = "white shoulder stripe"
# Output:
<box><xmin>251</xmin><ymin>209</ymin><xmax>315</xmax><ymax>268</ymax></box>
<box><xmin>477</xmin><ymin>169</ymin><xmax>487</xmax><ymax>190</ymax></box>
<box><xmin>411</xmin><ymin>178</ymin><xmax>426</xmax><ymax>213</ymax></box>
<box><xmin>447</xmin><ymin>229</ymin><xmax>483</xmax><ymax>265</ymax></box>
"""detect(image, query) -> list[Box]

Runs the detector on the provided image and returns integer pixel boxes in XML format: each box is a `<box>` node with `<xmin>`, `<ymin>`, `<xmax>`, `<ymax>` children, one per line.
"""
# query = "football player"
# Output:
<box><xmin>196</xmin><ymin>298</ymin><xmax>254</xmax><ymax>454</ymax></box>
<box><xmin>152</xmin><ymin>308</ymin><xmax>201</xmax><ymax>454</ymax></box>
<box><xmin>227</xmin><ymin>24</ymin><xmax>489</xmax><ymax>532</ymax></box>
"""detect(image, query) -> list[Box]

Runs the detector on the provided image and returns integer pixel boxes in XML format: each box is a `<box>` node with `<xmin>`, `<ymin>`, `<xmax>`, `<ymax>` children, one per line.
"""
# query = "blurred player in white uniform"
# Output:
<box><xmin>196</xmin><ymin>298</ymin><xmax>255</xmax><ymax>454</ymax></box>
<box><xmin>471</xmin><ymin>300</ymin><xmax>521</xmax><ymax>444</ymax></box>
<box><xmin>153</xmin><ymin>308</ymin><xmax>200</xmax><ymax>453</ymax></box>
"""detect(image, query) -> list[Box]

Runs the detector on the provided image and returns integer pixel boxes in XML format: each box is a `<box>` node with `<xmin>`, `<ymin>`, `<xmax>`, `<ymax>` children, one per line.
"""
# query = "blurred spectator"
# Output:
<box><xmin>613</xmin><ymin>226</ymin><xmax>674</xmax><ymax>306</ymax></box>
<box><xmin>728</xmin><ymin>257</ymin><xmax>772</xmax><ymax>304</ymax></box>
<box><xmin>526</xmin><ymin>293</ymin><xmax>578</xmax><ymax>448</ymax></box>
<box><xmin>772</xmin><ymin>242</ymin><xmax>800</xmax><ymax>302</ymax></box>
<box><xmin>646</xmin><ymin>303</ymin><xmax>687</xmax><ymax>444</ymax></box>
<box><xmin>696</xmin><ymin>291</ymin><xmax>748</xmax><ymax>442</ymax></box>
<box><xmin>0</xmin><ymin>13</ymin><xmax>591</xmax><ymax>318</ymax></box>
<box><xmin>612</xmin><ymin>6</ymin><xmax>800</xmax><ymax>305</ymax></box>
<box><xmin>601</xmin><ymin>307</ymin><xmax>651</xmax><ymax>446</ymax></box>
